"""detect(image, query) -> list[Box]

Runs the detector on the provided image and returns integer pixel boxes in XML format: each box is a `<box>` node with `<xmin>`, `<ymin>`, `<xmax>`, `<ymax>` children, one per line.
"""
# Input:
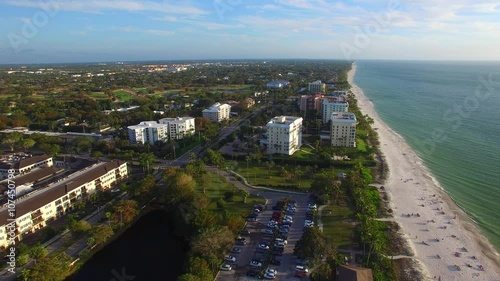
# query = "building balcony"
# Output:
<box><xmin>31</xmin><ymin>210</ymin><xmax>43</xmax><ymax>219</ymax></box>
<box><xmin>32</xmin><ymin>216</ymin><xmax>44</xmax><ymax>225</ymax></box>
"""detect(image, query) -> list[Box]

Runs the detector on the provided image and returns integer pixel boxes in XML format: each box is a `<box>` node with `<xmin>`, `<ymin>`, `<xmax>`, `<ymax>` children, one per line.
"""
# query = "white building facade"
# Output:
<box><xmin>202</xmin><ymin>103</ymin><xmax>231</xmax><ymax>122</ymax></box>
<box><xmin>0</xmin><ymin>161</ymin><xmax>128</xmax><ymax>248</ymax></box>
<box><xmin>159</xmin><ymin>117</ymin><xmax>196</xmax><ymax>140</ymax></box>
<box><xmin>322</xmin><ymin>99</ymin><xmax>349</xmax><ymax>123</ymax></box>
<box><xmin>266</xmin><ymin>116</ymin><xmax>303</xmax><ymax>155</ymax></box>
<box><xmin>331</xmin><ymin>112</ymin><xmax>357</xmax><ymax>147</ymax></box>
<box><xmin>308</xmin><ymin>80</ymin><xmax>325</xmax><ymax>93</ymax></box>
<box><xmin>127</xmin><ymin>121</ymin><xmax>168</xmax><ymax>145</ymax></box>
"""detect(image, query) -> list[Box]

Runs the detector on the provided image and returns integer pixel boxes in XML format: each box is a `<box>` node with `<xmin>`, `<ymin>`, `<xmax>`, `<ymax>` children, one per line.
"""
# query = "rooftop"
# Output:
<box><xmin>267</xmin><ymin>116</ymin><xmax>303</xmax><ymax>126</ymax></box>
<box><xmin>331</xmin><ymin>112</ymin><xmax>357</xmax><ymax>122</ymax></box>
<box><xmin>0</xmin><ymin>160</ymin><xmax>126</xmax><ymax>225</ymax></box>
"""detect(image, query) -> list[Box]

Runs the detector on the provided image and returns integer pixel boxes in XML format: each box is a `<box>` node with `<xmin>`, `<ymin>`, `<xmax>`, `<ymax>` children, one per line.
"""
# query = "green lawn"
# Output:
<box><xmin>357</xmin><ymin>138</ymin><xmax>367</xmax><ymax>152</ymax></box>
<box><xmin>321</xmin><ymin>203</ymin><xmax>357</xmax><ymax>249</ymax></box>
<box><xmin>113</xmin><ymin>90</ymin><xmax>133</xmax><ymax>102</ymax></box>
<box><xmin>133</xmin><ymin>87</ymin><xmax>147</xmax><ymax>92</ymax></box>
<box><xmin>90</xmin><ymin>92</ymin><xmax>108</xmax><ymax>99</ymax></box>
<box><xmin>292</xmin><ymin>147</ymin><xmax>317</xmax><ymax>160</ymax></box>
<box><xmin>202</xmin><ymin>173</ymin><xmax>265</xmax><ymax>217</ymax></box>
<box><xmin>209</xmin><ymin>84</ymin><xmax>255</xmax><ymax>91</ymax></box>
<box><xmin>227</xmin><ymin>161</ymin><xmax>313</xmax><ymax>191</ymax></box>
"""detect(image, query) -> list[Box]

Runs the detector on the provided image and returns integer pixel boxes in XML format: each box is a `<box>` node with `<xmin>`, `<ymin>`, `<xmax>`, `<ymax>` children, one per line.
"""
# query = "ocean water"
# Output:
<box><xmin>353</xmin><ymin>60</ymin><xmax>500</xmax><ymax>250</ymax></box>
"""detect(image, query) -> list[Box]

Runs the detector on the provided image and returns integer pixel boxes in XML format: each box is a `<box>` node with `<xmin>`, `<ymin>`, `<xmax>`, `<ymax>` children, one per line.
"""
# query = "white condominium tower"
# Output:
<box><xmin>330</xmin><ymin>112</ymin><xmax>357</xmax><ymax>147</ymax></box>
<box><xmin>202</xmin><ymin>102</ymin><xmax>231</xmax><ymax>122</ymax></box>
<box><xmin>159</xmin><ymin>117</ymin><xmax>196</xmax><ymax>140</ymax></box>
<box><xmin>127</xmin><ymin>121</ymin><xmax>168</xmax><ymax>145</ymax></box>
<box><xmin>266</xmin><ymin>116</ymin><xmax>303</xmax><ymax>155</ymax></box>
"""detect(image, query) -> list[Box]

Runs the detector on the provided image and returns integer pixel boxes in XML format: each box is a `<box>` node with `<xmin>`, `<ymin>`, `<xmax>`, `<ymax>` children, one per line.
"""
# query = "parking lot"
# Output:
<box><xmin>216</xmin><ymin>193</ymin><xmax>312</xmax><ymax>281</ymax></box>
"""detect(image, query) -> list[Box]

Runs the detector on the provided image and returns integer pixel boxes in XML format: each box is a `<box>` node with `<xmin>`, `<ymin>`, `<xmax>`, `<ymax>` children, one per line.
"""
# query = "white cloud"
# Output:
<box><xmin>111</xmin><ymin>26</ymin><xmax>174</xmax><ymax>36</ymax></box>
<box><xmin>4</xmin><ymin>0</ymin><xmax>208</xmax><ymax>16</ymax></box>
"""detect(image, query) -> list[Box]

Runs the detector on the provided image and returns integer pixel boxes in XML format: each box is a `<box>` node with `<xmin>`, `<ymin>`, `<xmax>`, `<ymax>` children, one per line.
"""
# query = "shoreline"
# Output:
<box><xmin>348</xmin><ymin>63</ymin><xmax>500</xmax><ymax>280</ymax></box>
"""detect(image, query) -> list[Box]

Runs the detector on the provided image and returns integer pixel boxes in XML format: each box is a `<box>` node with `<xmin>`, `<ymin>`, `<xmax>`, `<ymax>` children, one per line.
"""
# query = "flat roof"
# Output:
<box><xmin>0</xmin><ymin>160</ymin><xmax>126</xmax><ymax>225</ymax></box>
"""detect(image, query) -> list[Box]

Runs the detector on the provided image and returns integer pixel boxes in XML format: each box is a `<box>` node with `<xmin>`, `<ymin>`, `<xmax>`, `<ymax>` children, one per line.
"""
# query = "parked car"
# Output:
<box><xmin>240</xmin><ymin>229</ymin><xmax>251</xmax><ymax>235</ymax></box>
<box><xmin>296</xmin><ymin>259</ymin><xmax>308</xmax><ymax>266</ymax></box>
<box><xmin>264</xmin><ymin>273</ymin><xmax>275</xmax><ymax>280</ymax></box>
<box><xmin>275</xmin><ymin>242</ymin><xmax>285</xmax><ymax>248</ymax></box>
<box><xmin>231</xmin><ymin>247</ymin><xmax>242</xmax><ymax>253</ymax></box>
<box><xmin>295</xmin><ymin>265</ymin><xmax>309</xmax><ymax>273</ymax></box>
<box><xmin>263</xmin><ymin>229</ymin><xmax>274</xmax><ymax>235</ymax></box>
<box><xmin>247</xmin><ymin>269</ymin><xmax>260</xmax><ymax>277</ymax></box>
<box><xmin>236</xmin><ymin>240</ymin><xmax>246</xmax><ymax>245</ymax></box>
<box><xmin>220</xmin><ymin>264</ymin><xmax>232</xmax><ymax>271</ymax></box>
<box><xmin>295</xmin><ymin>271</ymin><xmax>307</xmax><ymax>278</ymax></box>
<box><xmin>275</xmin><ymin>237</ymin><xmax>287</xmax><ymax>243</ymax></box>
<box><xmin>272</xmin><ymin>250</ymin><xmax>283</xmax><ymax>256</ymax></box>
<box><xmin>250</xmin><ymin>261</ymin><xmax>263</xmax><ymax>267</ymax></box>
<box><xmin>225</xmin><ymin>256</ymin><xmax>236</xmax><ymax>262</ymax></box>
<box><xmin>270</xmin><ymin>259</ymin><xmax>281</xmax><ymax>266</ymax></box>
<box><xmin>257</xmin><ymin>244</ymin><xmax>270</xmax><ymax>250</ymax></box>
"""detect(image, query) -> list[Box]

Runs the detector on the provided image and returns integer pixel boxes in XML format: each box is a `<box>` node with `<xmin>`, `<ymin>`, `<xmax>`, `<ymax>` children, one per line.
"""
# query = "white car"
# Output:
<box><xmin>295</xmin><ymin>265</ymin><xmax>309</xmax><ymax>273</ymax></box>
<box><xmin>258</xmin><ymin>244</ymin><xmax>270</xmax><ymax>250</ymax></box>
<box><xmin>264</xmin><ymin>273</ymin><xmax>276</xmax><ymax>279</ymax></box>
<box><xmin>225</xmin><ymin>256</ymin><xmax>236</xmax><ymax>262</ymax></box>
<box><xmin>250</xmin><ymin>261</ymin><xmax>263</xmax><ymax>267</ymax></box>
<box><xmin>266</xmin><ymin>268</ymin><xmax>278</xmax><ymax>275</ymax></box>
<box><xmin>275</xmin><ymin>242</ymin><xmax>285</xmax><ymax>248</ymax></box>
<box><xmin>275</xmin><ymin>238</ymin><xmax>288</xmax><ymax>245</ymax></box>
<box><xmin>220</xmin><ymin>264</ymin><xmax>232</xmax><ymax>271</ymax></box>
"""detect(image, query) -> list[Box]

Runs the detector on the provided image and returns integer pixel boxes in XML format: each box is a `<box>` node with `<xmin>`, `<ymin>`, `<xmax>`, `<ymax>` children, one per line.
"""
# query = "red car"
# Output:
<box><xmin>295</xmin><ymin>272</ymin><xmax>307</xmax><ymax>278</ymax></box>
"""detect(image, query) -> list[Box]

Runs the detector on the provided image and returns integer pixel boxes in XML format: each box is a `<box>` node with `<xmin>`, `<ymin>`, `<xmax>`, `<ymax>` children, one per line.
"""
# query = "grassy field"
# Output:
<box><xmin>90</xmin><ymin>92</ymin><xmax>108</xmax><ymax>99</ymax></box>
<box><xmin>321</xmin><ymin>203</ymin><xmax>357</xmax><ymax>249</ymax></box>
<box><xmin>292</xmin><ymin>147</ymin><xmax>317</xmax><ymax>160</ymax></box>
<box><xmin>113</xmin><ymin>90</ymin><xmax>133</xmax><ymax>102</ymax></box>
<box><xmin>202</xmin><ymin>172</ymin><xmax>266</xmax><ymax>217</ymax></box>
<box><xmin>209</xmin><ymin>84</ymin><xmax>254</xmax><ymax>90</ymax></box>
<box><xmin>357</xmin><ymin>138</ymin><xmax>367</xmax><ymax>152</ymax></box>
<box><xmin>227</xmin><ymin>161</ymin><xmax>314</xmax><ymax>191</ymax></box>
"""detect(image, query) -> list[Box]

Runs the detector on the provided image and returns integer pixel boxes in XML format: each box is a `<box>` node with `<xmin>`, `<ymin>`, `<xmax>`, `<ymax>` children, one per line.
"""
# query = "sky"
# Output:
<box><xmin>0</xmin><ymin>0</ymin><xmax>499</xmax><ymax>64</ymax></box>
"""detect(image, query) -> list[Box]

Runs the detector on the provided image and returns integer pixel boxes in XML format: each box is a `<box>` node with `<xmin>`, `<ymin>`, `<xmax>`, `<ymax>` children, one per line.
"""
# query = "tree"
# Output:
<box><xmin>29</xmin><ymin>252</ymin><xmax>71</xmax><ymax>281</ymax></box>
<box><xmin>239</xmin><ymin>189</ymin><xmax>250</xmax><ymax>203</ymax></box>
<box><xmin>177</xmin><ymin>274</ymin><xmax>201</xmax><ymax>281</ymax></box>
<box><xmin>164</xmin><ymin>172</ymin><xmax>196</xmax><ymax>206</ymax></box>
<box><xmin>29</xmin><ymin>243</ymin><xmax>48</xmax><ymax>264</ymax></box>
<box><xmin>204</xmin><ymin>149</ymin><xmax>225</xmax><ymax>168</ymax></box>
<box><xmin>72</xmin><ymin>136</ymin><xmax>93</xmax><ymax>154</ymax></box>
<box><xmin>113</xmin><ymin>200</ymin><xmax>138</xmax><ymax>224</ymax></box>
<box><xmin>2</xmin><ymin>132</ymin><xmax>22</xmax><ymax>151</ymax></box>
<box><xmin>69</xmin><ymin>220</ymin><xmax>91</xmax><ymax>238</ymax></box>
<box><xmin>191</xmin><ymin>226</ymin><xmax>234</xmax><ymax>258</ymax></box>
<box><xmin>21</xmin><ymin>138</ymin><xmax>36</xmax><ymax>151</ymax></box>
<box><xmin>91</xmin><ymin>224</ymin><xmax>114</xmax><ymax>245</ymax></box>
<box><xmin>294</xmin><ymin>227</ymin><xmax>332</xmax><ymax>261</ymax></box>
<box><xmin>140</xmin><ymin>152</ymin><xmax>155</xmax><ymax>173</ymax></box>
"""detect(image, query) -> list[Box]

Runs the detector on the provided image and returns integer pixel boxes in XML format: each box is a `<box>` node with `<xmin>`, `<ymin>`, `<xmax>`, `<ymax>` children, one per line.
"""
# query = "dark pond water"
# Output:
<box><xmin>67</xmin><ymin>209</ymin><xmax>188</xmax><ymax>281</ymax></box>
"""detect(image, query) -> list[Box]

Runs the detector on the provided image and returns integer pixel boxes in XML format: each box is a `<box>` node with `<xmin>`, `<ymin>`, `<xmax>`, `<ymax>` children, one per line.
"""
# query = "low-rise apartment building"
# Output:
<box><xmin>0</xmin><ymin>160</ymin><xmax>128</xmax><ymax>248</ymax></box>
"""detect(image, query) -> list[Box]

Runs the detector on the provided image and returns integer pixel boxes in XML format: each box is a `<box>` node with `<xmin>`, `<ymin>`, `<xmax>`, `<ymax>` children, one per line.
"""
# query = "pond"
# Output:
<box><xmin>67</xmin><ymin>209</ymin><xmax>188</xmax><ymax>281</ymax></box>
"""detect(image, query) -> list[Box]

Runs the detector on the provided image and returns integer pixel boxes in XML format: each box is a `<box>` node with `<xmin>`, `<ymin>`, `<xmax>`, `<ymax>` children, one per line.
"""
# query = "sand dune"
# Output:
<box><xmin>348</xmin><ymin>63</ymin><xmax>500</xmax><ymax>281</ymax></box>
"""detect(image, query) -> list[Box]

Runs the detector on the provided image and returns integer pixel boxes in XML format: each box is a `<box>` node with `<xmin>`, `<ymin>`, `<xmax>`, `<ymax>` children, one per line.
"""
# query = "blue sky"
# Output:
<box><xmin>0</xmin><ymin>0</ymin><xmax>499</xmax><ymax>63</ymax></box>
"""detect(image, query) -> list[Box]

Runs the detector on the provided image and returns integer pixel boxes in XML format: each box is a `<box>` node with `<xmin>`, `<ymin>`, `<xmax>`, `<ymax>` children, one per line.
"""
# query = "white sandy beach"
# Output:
<box><xmin>348</xmin><ymin>63</ymin><xmax>500</xmax><ymax>281</ymax></box>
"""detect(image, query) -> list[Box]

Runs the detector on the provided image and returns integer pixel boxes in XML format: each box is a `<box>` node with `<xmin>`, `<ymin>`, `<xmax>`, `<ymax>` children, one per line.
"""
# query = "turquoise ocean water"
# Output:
<box><xmin>353</xmin><ymin>60</ymin><xmax>500</xmax><ymax>251</ymax></box>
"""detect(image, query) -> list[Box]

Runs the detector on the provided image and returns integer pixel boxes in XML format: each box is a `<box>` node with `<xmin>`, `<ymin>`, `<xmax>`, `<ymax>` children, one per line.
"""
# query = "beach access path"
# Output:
<box><xmin>348</xmin><ymin>63</ymin><xmax>500</xmax><ymax>281</ymax></box>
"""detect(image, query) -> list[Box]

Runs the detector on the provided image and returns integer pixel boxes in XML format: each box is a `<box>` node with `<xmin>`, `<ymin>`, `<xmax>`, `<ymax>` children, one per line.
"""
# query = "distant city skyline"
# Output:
<box><xmin>1</xmin><ymin>0</ymin><xmax>499</xmax><ymax>64</ymax></box>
